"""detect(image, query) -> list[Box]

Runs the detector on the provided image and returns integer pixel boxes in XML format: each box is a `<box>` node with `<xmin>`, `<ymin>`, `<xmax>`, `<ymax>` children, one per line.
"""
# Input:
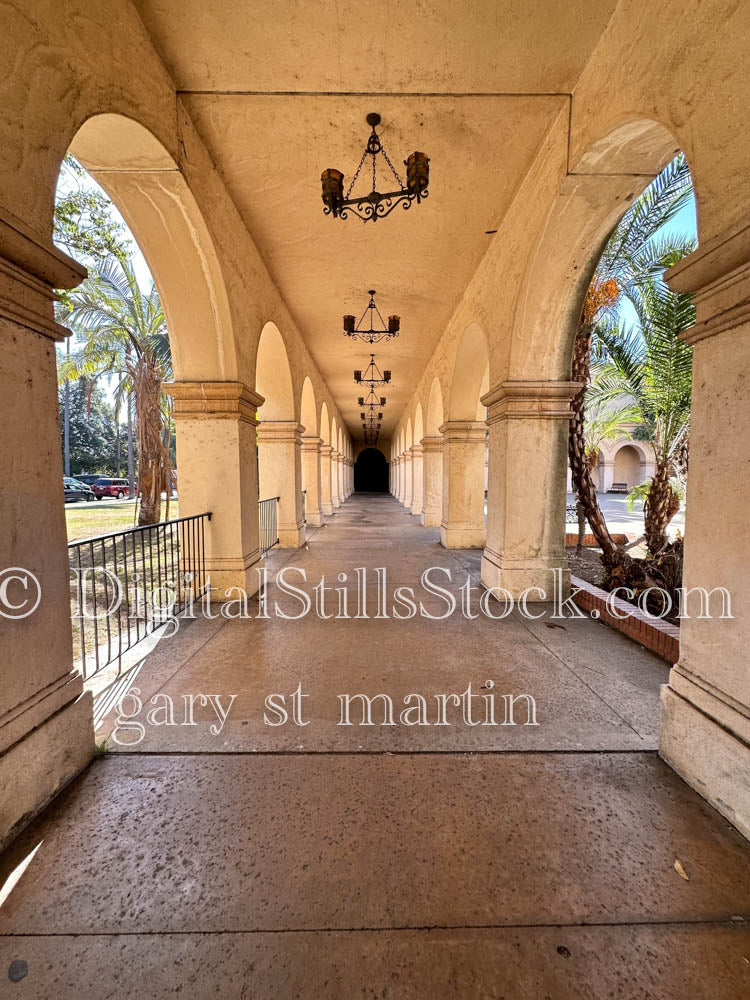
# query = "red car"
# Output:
<box><xmin>92</xmin><ymin>477</ymin><xmax>132</xmax><ymax>499</ymax></box>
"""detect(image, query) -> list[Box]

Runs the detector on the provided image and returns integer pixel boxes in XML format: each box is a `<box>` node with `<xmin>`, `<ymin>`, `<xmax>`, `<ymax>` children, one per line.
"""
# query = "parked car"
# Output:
<box><xmin>75</xmin><ymin>474</ymin><xmax>105</xmax><ymax>486</ymax></box>
<box><xmin>91</xmin><ymin>477</ymin><xmax>132</xmax><ymax>499</ymax></box>
<box><xmin>63</xmin><ymin>477</ymin><xmax>95</xmax><ymax>503</ymax></box>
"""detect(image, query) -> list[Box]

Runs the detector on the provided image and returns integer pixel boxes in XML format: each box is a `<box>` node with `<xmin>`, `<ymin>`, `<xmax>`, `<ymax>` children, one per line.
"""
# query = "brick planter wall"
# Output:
<box><xmin>565</xmin><ymin>533</ymin><xmax>629</xmax><ymax>547</ymax></box>
<box><xmin>570</xmin><ymin>575</ymin><xmax>680</xmax><ymax>665</ymax></box>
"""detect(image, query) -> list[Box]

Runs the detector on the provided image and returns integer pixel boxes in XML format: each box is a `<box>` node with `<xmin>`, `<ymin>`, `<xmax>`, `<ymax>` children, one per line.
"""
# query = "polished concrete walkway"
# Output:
<box><xmin>1</xmin><ymin>495</ymin><xmax>749</xmax><ymax>997</ymax></box>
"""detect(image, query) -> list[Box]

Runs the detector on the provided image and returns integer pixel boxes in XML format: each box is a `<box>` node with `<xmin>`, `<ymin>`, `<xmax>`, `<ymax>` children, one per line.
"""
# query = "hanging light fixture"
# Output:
<box><xmin>358</xmin><ymin>387</ymin><xmax>387</xmax><ymax>411</ymax></box>
<box><xmin>354</xmin><ymin>354</ymin><xmax>391</xmax><ymax>388</ymax></box>
<box><xmin>321</xmin><ymin>113</ymin><xmax>429</xmax><ymax>223</ymax></box>
<box><xmin>343</xmin><ymin>290</ymin><xmax>400</xmax><ymax>344</ymax></box>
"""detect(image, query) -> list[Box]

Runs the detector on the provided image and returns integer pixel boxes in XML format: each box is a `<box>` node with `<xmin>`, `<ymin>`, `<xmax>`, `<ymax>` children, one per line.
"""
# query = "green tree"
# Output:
<box><xmin>569</xmin><ymin>154</ymin><xmax>693</xmax><ymax>567</ymax></box>
<box><xmin>54</xmin><ymin>155</ymin><xmax>130</xmax><ymax>270</ymax></box>
<box><xmin>58</xmin><ymin>256</ymin><xmax>173</xmax><ymax>525</ymax></box>
<box><xmin>58</xmin><ymin>380</ymin><xmax>120</xmax><ymax>476</ymax></box>
<box><xmin>56</xmin><ymin>154</ymin><xmax>133</xmax><ymax>478</ymax></box>
<box><xmin>590</xmin><ymin>271</ymin><xmax>695</xmax><ymax>554</ymax></box>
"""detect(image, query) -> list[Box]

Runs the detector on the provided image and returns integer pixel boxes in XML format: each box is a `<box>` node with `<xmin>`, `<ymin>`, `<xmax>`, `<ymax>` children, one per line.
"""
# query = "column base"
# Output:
<box><xmin>440</xmin><ymin>522</ymin><xmax>486</xmax><ymax>549</ymax></box>
<box><xmin>306</xmin><ymin>509</ymin><xmax>323</xmax><ymax>527</ymax></box>
<box><xmin>480</xmin><ymin>548</ymin><xmax>570</xmax><ymax>599</ymax></box>
<box><xmin>409</xmin><ymin>501</ymin><xmax>421</xmax><ymax>516</ymax></box>
<box><xmin>278</xmin><ymin>525</ymin><xmax>306</xmax><ymax>548</ymax></box>
<box><xmin>0</xmin><ymin>687</ymin><xmax>93</xmax><ymax>852</ymax></box>
<box><xmin>421</xmin><ymin>509</ymin><xmax>441</xmax><ymax>527</ymax></box>
<box><xmin>207</xmin><ymin>550</ymin><xmax>264</xmax><ymax>597</ymax></box>
<box><xmin>321</xmin><ymin>502</ymin><xmax>334</xmax><ymax>516</ymax></box>
<box><xmin>660</xmin><ymin>672</ymin><xmax>750</xmax><ymax>841</ymax></box>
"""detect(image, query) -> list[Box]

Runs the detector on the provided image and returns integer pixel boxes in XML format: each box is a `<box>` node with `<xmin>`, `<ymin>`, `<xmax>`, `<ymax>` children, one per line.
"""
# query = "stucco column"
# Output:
<box><xmin>331</xmin><ymin>451</ymin><xmax>342</xmax><ymax>508</ymax></box>
<box><xmin>421</xmin><ymin>436</ymin><xmax>444</xmax><ymax>526</ymax></box>
<box><xmin>320</xmin><ymin>444</ymin><xmax>334</xmax><ymax>515</ymax></box>
<box><xmin>338</xmin><ymin>454</ymin><xmax>346</xmax><ymax>502</ymax></box>
<box><xmin>439</xmin><ymin>421</ymin><xmax>487</xmax><ymax>548</ymax></box>
<box><xmin>410</xmin><ymin>444</ymin><xmax>424</xmax><ymax>516</ymax></box>
<box><xmin>0</xmin><ymin>214</ymin><xmax>93</xmax><ymax>849</ymax></box>
<box><xmin>658</xmin><ymin>223</ymin><xmax>750</xmax><ymax>839</ymax></box>
<box><xmin>301</xmin><ymin>435</ymin><xmax>323</xmax><ymax>526</ymax></box>
<box><xmin>257</xmin><ymin>420</ymin><xmax>305</xmax><ymax>547</ymax></box>
<box><xmin>170</xmin><ymin>381</ymin><xmax>265</xmax><ymax>595</ymax></box>
<box><xmin>480</xmin><ymin>381</ymin><xmax>578</xmax><ymax>598</ymax></box>
<box><xmin>598</xmin><ymin>460</ymin><xmax>614</xmax><ymax>493</ymax></box>
<box><xmin>402</xmin><ymin>451</ymin><xmax>413</xmax><ymax>509</ymax></box>
<box><xmin>392</xmin><ymin>456</ymin><xmax>400</xmax><ymax>498</ymax></box>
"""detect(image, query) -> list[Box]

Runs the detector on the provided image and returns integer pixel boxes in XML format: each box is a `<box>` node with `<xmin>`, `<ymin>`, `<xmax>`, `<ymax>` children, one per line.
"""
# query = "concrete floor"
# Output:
<box><xmin>565</xmin><ymin>491</ymin><xmax>686</xmax><ymax>539</ymax></box>
<box><xmin>1</xmin><ymin>495</ymin><xmax>748</xmax><ymax>997</ymax></box>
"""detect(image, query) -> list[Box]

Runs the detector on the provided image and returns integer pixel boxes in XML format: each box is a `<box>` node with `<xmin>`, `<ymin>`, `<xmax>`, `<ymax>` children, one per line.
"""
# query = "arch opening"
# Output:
<box><xmin>355</xmin><ymin>448</ymin><xmax>389</xmax><ymax>492</ymax></box>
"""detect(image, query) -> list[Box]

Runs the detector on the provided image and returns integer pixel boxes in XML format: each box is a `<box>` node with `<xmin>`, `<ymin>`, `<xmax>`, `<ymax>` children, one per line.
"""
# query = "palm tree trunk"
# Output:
<box><xmin>644</xmin><ymin>463</ymin><xmax>674</xmax><ymax>554</ymax></box>
<box><xmin>135</xmin><ymin>358</ymin><xmax>168</xmax><ymax>526</ymax></box>
<box><xmin>568</xmin><ymin>323</ymin><xmax>619</xmax><ymax>565</ymax></box>
<box><xmin>575</xmin><ymin>501</ymin><xmax>586</xmax><ymax>556</ymax></box>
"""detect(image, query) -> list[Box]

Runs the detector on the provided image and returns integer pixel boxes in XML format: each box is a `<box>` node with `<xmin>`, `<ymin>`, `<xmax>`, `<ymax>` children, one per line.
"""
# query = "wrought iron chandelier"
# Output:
<box><xmin>354</xmin><ymin>354</ymin><xmax>391</xmax><ymax>388</ymax></box>
<box><xmin>361</xmin><ymin>410</ymin><xmax>382</xmax><ymax>445</ymax></box>
<box><xmin>321</xmin><ymin>113</ymin><xmax>429</xmax><ymax>223</ymax></box>
<box><xmin>358</xmin><ymin>387</ymin><xmax>387</xmax><ymax>412</ymax></box>
<box><xmin>343</xmin><ymin>290</ymin><xmax>400</xmax><ymax>344</ymax></box>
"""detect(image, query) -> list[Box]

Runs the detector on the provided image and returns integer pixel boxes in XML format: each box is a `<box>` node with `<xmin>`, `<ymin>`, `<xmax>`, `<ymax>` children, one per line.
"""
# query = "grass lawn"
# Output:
<box><xmin>65</xmin><ymin>500</ymin><xmax>180</xmax><ymax>542</ymax></box>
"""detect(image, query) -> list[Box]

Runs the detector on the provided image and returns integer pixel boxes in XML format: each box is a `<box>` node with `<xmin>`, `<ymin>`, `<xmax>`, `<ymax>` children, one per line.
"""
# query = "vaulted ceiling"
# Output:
<box><xmin>133</xmin><ymin>0</ymin><xmax>619</xmax><ymax>437</ymax></box>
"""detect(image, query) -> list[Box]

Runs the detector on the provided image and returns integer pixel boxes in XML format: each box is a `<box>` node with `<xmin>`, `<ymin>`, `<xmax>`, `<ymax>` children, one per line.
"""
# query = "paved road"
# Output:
<box><xmin>567</xmin><ymin>491</ymin><xmax>685</xmax><ymax>539</ymax></box>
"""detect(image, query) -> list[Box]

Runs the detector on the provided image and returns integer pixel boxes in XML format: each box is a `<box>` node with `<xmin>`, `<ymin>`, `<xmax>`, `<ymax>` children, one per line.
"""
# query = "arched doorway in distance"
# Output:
<box><xmin>355</xmin><ymin>448</ymin><xmax>389</xmax><ymax>492</ymax></box>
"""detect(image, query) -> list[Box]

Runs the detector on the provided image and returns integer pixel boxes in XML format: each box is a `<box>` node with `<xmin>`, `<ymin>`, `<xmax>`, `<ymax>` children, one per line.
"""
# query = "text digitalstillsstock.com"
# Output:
<box><xmin>66</xmin><ymin>565</ymin><xmax>734</xmax><ymax>626</ymax></box>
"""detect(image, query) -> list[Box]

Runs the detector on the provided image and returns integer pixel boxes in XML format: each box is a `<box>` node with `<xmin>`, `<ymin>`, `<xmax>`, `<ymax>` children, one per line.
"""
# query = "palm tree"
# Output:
<box><xmin>569</xmin><ymin>153</ymin><xmax>693</xmax><ymax>568</ymax></box>
<box><xmin>590</xmin><ymin>272</ymin><xmax>695</xmax><ymax>554</ymax></box>
<box><xmin>573</xmin><ymin>393</ymin><xmax>638</xmax><ymax>554</ymax></box>
<box><xmin>58</xmin><ymin>256</ymin><xmax>173</xmax><ymax>526</ymax></box>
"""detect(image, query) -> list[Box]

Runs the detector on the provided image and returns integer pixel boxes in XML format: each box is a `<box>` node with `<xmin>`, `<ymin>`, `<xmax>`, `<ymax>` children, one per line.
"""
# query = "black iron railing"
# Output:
<box><xmin>259</xmin><ymin>496</ymin><xmax>279</xmax><ymax>554</ymax></box>
<box><xmin>68</xmin><ymin>512</ymin><xmax>211</xmax><ymax>681</ymax></box>
<box><xmin>566</xmin><ymin>503</ymin><xmax>582</xmax><ymax>524</ymax></box>
<box><xmin>301</xmin><ymin>489</ymin><xmax>307</xmax><ymax>525</ymax></box>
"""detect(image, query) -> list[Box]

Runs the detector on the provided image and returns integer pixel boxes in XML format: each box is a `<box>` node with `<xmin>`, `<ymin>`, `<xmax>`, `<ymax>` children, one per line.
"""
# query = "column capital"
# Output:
<box><xmin>301</xmin><ymin>435</ymin><xmax>322</xmax><ymax>452</ymax></box>
<box><xmin>420</xmin><ymin>435</ymin><xmax>443</xmax><ymax>453</ymax></box>
<box><xmin>0</xmin><ymin>205</ymin><xmax>86</xmax><ymax>341</ymax></box>
<box><xmin>481</xmin><ymin>380</ymin><xmax>580</xmax><ymax>422</ymax></box>
<box><xmin>257</xmin><ymin>420</ymin><xmax>304</xmax><ymax>443</ymax></box>
<box><xmin>667</xmin><ymin>212</ymin><xmax>750</xmax><ymax>346</ymax></box>
<box><xmin>410</xmin><ymin>444</ymin><xmax>424</xmax><ymax>458</ymax></box>
<box><xmin>439</xmin><ymin>420</ymin><xmax>487</xmax><ymax>442</ymax></box>
<box><xmin>167</xmin><ymin>380</ymin><xmax>264</xmax><ymax>424</ymax></box>
<box><xmin>320</xmin><ymin>443</ymin><xmax>333</xmax><ymax>457</ymax></box>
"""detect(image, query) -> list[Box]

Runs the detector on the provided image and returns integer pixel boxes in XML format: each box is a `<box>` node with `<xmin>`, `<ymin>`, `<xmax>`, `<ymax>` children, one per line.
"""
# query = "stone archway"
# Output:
<box><xmin>255</xmin><ymin>321</ymin><xmax>304</xmax><ymax>547</ymax></box>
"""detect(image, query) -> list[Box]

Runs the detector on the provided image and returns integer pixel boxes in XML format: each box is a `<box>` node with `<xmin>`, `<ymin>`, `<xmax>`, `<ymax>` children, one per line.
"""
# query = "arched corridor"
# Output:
<box><xmin>3</xmin><ymin>1</ymin><xmax>750</xmax><ymax>995</ymax></box>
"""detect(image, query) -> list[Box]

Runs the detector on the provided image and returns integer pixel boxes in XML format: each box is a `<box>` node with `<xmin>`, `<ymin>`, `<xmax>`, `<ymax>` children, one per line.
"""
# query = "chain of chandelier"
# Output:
<box><xmin>320</xmin><ymin>112</ymin><xmax>430</xmax><ymax>444</ymax></box>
